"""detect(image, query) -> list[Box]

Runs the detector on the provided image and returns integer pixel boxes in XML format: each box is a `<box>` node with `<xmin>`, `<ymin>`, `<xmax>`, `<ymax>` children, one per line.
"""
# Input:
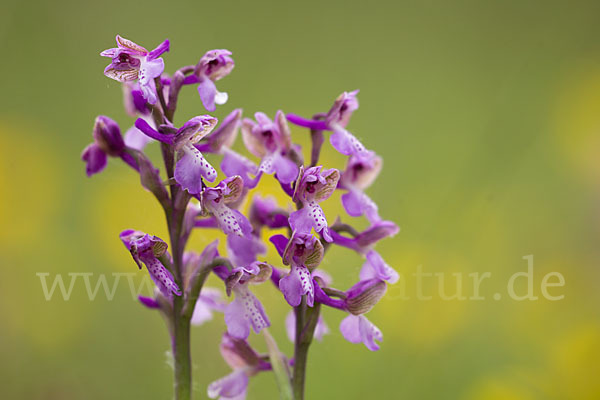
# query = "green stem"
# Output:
<box><xmin>292</xmin><ymin>299</ymin><xmax>321</xmax><ymax>400</ymax></box>
<box><xmin>172</xmin><ymin>294</ymin><xmax>192</xmax><ymax>400</ymax></box>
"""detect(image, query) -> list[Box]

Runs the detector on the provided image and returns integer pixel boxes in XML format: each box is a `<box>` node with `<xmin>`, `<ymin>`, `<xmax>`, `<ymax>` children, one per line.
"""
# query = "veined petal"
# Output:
<box><xmin>174</xmin><ymin>144</ymin><xmax>217</xmax><ymax>194</ymax></box>
<box><xmin>224</xmin><ymin>286</ymin><xmax>270</xmax><ymax>339</ymax></box>
<box><xmin>207</xmin><ymin>369</ymin><xmax>248</xmax><ymax>400</ymax></box>
<box><xmin>278</xmin><ymin>264</ymin><xmax>314</xmax><ymax>307</ymax></box>
<box><xmin>104</xmin><ymin>65</ymin><xmax>138</xmax><ymax>82</ymax></box>
<box><xmin>116</xmin><ymin>35</ymin><xmax>148</xmax><ymax>54</ymax></box>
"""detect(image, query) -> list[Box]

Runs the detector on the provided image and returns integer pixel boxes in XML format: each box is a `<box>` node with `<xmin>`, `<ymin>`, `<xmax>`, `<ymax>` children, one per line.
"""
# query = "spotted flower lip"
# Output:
<box><xmin>289</xmin><ymin>166</ymin><xmax>340</xmax><ymax>242</ymax></box>
<box><xmin>201</xmin><ymin>176</ymin><xmax>252</xmax><ymax>236</ymax></box>
<box><xmin>119</xmin><ymin>229</ymin><xmax>181</xmax><ymax>297</ymax></box>
<box><xmin>241</xmin><ymin>111</ymin><xmax>299</xmax><ymax>184</ymax></box>
<box><xmin>224</xmin><ymin>262</ymin><xmax>272</xmax><ymax>339</ymax></box>
<box><xmin>101</xmin><ymin>35</ymin><xmax>169</xmax><ymax>105</ymax></box>
<box><xmin>278</xmin><ymin>233</ymin><xmax>323</xmax><ymax>307</ymax></box>
<box><xmin>82</xmin><ymin>115</ymin><xmax>138</xmax><ymax>176</ymax></box>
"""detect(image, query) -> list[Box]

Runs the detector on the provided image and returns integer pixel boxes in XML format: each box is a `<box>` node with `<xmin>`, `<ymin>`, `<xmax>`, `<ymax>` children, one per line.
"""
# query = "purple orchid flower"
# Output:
<box><xmin>200</xmin><ymin>176</ymin><xmax>252</xmax><ymax>236</ymax></box>
<box><xmin>81</xmin><ymin>115</ymin><xmax>138</xmax><ymax>176</ymax></box>
<box><xmin>184</xmin><ymin>49</ymin><xmax>234</xmax><ymax>112</ymax></box>
<box><xmin>208</xmin><ymin>333</ymin><xmax>270</xmax><ymax>400</ymax></box>
<box><xmin>227</xmin><ymin>234</ymin><xmax>266</xmax><ymax>268</ymax></box>
<box><xmin>241</xmin><ymin>111</ymin><xmax>299</xmax><ymax>184</ymax></box>
<box><xmin>287</xmin><ymin>90</ymin><xmax>371</xmax><ymax>156</ymax></box>
<box><xmin>339</xmin><ymin>314</ymin><xmax>383</xmax><ymax>351</ymax></box>
<box><xmin>135</xmin><ymin>114</ymin><xmax>218</xmax><ymax>193</ymax></box>
<box><xmin>289</xmin><ymin>166</ymin><xmax>340</xmax><ymax>242</ymax></box>
<box><xmin>223</xmin><ymin>262</ymin><xmax>272</xmax><ymax>339</ymax></box>
<box><xmin>119</xmin><ymin>229</ymin><xmax>181</xmax><ymax>297</ymax></box>
<box><xmin>101</xmin><ymin>35</ymin><xmax>169</xmax><ymax>105</ymax></box>
<box><xmin>278</xmin><ymin>233</ymin><xmax>325</xmax><ymax>307</ymax></box>
<box><xmin>330</xmin><ymin>220</ymin><xmax>400</xmax><ymax>253</ymax></box>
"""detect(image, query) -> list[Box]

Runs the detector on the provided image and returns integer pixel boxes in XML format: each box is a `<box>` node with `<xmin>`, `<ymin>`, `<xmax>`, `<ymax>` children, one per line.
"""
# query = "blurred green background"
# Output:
<box><xmin>2</xmin><ymin>0</ymin><xmax>600</xmax><ymax>398</ymax></box>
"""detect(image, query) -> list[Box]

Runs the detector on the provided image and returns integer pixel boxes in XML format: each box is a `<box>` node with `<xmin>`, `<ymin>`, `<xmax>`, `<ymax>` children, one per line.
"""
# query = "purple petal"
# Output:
<box><xmin>225</xmin><ymin>286</ymin><xmax>270</xmax><ymax>339</ymax></box>
<box><xmin>147</xmin><ymin>39</ymin><xmax>170</xmax><ymax>61</ymax></box>
<box><xmin>340</xmin><ymin>314</ymin><xmax>382</xmax><ymax>351</ymax></box>
<box><xmin>329</xmin><ymin>126</ymin><xmax>368</xmax><ymax>156</ymax></box>
<box><xmin>286</xmin><ymin>113</ymin><xmax>329</xmax><ymax>131</ymax></box>
<box><xmin>361</xmin><ymin>250</ymin><xmax>399</xmax><ymax>284</ymax></box>
<box><xmin>198</xmin><ymin>78</ymin><xmax>217</xmax><ymax>112</ymax></box>
<box><xmin>138</xmin><ymin>295</ymin><xmax>160</xmax><ymax>309</ymax></box>
<box><xmin>227</xmin><ymin>234</ymin><xmax>266</xmax><ymax>267</ymax></box>
<box><xmin>272</xmin><ymin>153</ymin><xmax>299</xmax><ymax>185</ymax></box>
<box><xmin>207</xmin><ymin>370</ymin><xmax>248</xmax><ymax>399</ymax></box>
<box><xmin>221</xmin><ymin>148</ymin><xmax>260</xmax><ymax>189</ymax></box>
<box><xmin>81</xmin><ymin>143</ymin><xmax>107</xmax><ymax>176</ymax></box>
<box><xmin>289</xmin><ymin>201</ymin><xmax>331</xmax><ymax>242</ymax></box>
<box><xmin>143</xmin><ymin>256</ymin><xmax>181</xmax><ymax>297</ymax></box>
<box><xmin>134</xmin><ymin>118</ymin><xmax>175</xmax><ymax>144</ymax></box>
<box><xmin>174</xmin><ymin>144</ymin><xmax>217</xmax><ymax>194</ymax></box>
<box><xmin>278</xmin><ymin>264</ymin><xmax>314</xmax><ymax>307</ymax></box>
<box><xmin>191</xmin><ymin>287</ymin><xmax>226</xmax><ymax>325</ymax></box>
<box><xmin>269</xmin><ymin>234</ymin><xmax>288</xmax><ymax>258</ymax></box>
<box><xmin>342</xmin><ymin>190</ymin><xmax>380</xmax><ymax>224</ymax></box>
<box><xmin>205</xmin><ymin>109</ymin><xmax>242</xmax><ymax>152</ymax></box>
<box><xmin>124</xmin><ymin>124</ymin><xmax>154</xmax><ymax>151</ymax></box>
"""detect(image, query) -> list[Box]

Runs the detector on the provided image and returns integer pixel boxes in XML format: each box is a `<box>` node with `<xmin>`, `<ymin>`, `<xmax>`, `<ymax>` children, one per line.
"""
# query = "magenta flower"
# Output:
<box><xmin>119</xmin><ymin>229</ymin><xmax>181</xmax><ymax>297</ymax></box>
<box><xmin>101</xmin><ymin>35</ymin><xmax>169</xmax><ymax>105</ymax></box>
<box><xmin>277</xmin><ymin>233</ymin><xmax>324</xmax><ymax>307</ymax></box>
<box><xmin>241</xmin><ymin>111</ymin><xmax>299</xmax><ymax>184</ymax></box>
<box><xmin>339</xmin><ymin>314</ymin><xmax>383</xmax><ymax>351</ymax></box>
<box><xmin>196</xmin><ymin>108</ymin><xmax>242</xmax><ymax>154</ymax></box>
<box><xmin>184</xmin><ymin>49</ymin><xmax>234</xmax><ymax>112</ymax></box>
<box><xmin>289</xmin><ymin>166</ymin><xmax>340</xmax><ymax>242</ymax></box>
<box><xmin>287</xmin><ymin>90</ymin><xmax>371</xmax><ymax>156</ymax></box>
<box><xmin>223</xmin><ymin>262</ymin><xmax>272</xmax><ymax>339</ymax></box>
<box><xmin>201</xmin><ymin>176</ymin><xmax>252</xmax><ymax>236</ymax></box>
<box><xmin>81</xmin><ymin>115</ymin><xmax>138</xmax><ymax>176</ymax></box>
<box><xmin>135</xmin><ymin>115</ymin><xmax>219</xmax><ymax>193</ymax></box>
<box><xmin>208</xmin><ymin>333</ymin><xmax>270</xmax><ymax>400</ymax></box>
<box><xmin>249</xmin><ymin>196</ymin><xmax>289</xmax><ymax>233</ymax></box>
